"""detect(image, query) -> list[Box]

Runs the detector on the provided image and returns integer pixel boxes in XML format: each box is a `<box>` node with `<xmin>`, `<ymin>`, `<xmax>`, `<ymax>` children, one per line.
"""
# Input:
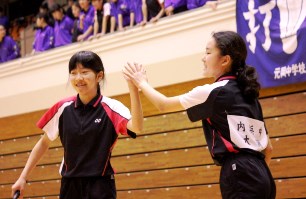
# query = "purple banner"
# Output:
<box><xmin>236</xmin><ymin>0</ymin><xmax>306</xmax><ymax>88</ymax></box>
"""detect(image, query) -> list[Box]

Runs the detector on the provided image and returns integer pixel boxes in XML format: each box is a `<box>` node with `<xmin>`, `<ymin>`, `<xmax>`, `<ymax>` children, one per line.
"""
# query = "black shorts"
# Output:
<box><xmin>219</xmin><ymin>152</ymin><xmax>276</xmax><ymax>199</ymax></box>
<box><xmin>60</xmin><ymin>175</ymin><xmax>116</xmax><ymax>199</ymax></box>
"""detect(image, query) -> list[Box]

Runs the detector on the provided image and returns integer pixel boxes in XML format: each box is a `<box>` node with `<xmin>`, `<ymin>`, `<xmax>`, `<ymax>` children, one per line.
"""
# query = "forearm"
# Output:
<box><xmin>19</xmin><ymin>134</ymin><xmax>51</xmax><ymax>181</ymax></box>
<box><xmin>101</xmin><ymin>16</ymin><xmax>108</xmax><ymax>34</ymax></box>
<box><xmin>139</xmin><ymin>81</ymin><xmax>183</xmax><ymax>112</ymax></box>
<box><xmin>128</xmin><ymin>82</ymin><xmax>143</xmax><ymax>133</ymax></box>
<box><xmin>142</xmin><ymin>1</ymin><xmax>148</xmax><ymax>22</ymax></box>
<box><xmin>94</xmin><ymin>21</ymin><xmax>98</xmax><ymax>35</ymax></box>
<box><xmin>82</xmin><ymin>25</ymin><xmax>93</xmax><ymax>38</ymax></box>
<box><xmin>118</xmin><ymin>15</ymin><xmax>124</xmax><ymax>30</ymax></box>
<box><xmin>110</xmin><ymin>16</ymin><xmax>116</xmax><ymax>32</ymax></box>
<box><xmin>130</xmin><ymin>13</ymin><xmax>135</xmax><ymax>26</ymax></box>
<box><xmin>156</xmin><ymin>8</ymin><xmax>165</xmax><ymax>19</ymax></box>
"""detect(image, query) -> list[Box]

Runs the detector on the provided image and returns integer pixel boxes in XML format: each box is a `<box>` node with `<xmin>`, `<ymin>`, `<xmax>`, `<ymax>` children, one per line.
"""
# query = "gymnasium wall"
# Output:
<box><xmin>1</xmin><ymin>0</ymin><xmax>306</xmax><ymax>198</ymax></box>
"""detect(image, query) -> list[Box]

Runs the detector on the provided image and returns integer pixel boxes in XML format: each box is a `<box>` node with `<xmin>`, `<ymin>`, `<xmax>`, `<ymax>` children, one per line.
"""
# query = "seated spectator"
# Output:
<box><xmin>141</xmin><ymin>0</ymin><xmax>165</xmax><ymax>25</ymax></box>
<box><xmin>71</xmin><ymin>2</ymin><xmax>83</xmax><ymax>42</ymax></box>
<box><xmin>130</xmin><ymin>0</ymin><xmax>143</xmax><ymax>27</ymax></box>
<box><xmin>64</xmin><ymin>0</ymin><xmax>75</xmax><ymax>20</ymax></box>
<box><xmin>164</xmin><ymin>0</ymin><xmax>187</xmax><ymax>16</ymax></box>
<box><xmin>110</xmin><ymin>0</ymin><xmax>131</xmax><ymax>32</ymax></box>
<box><xmin>39</xmin><ymin>2</ymin><xmax>54</xmax><ymax>27</ymax></box>
<box><xmin>0</xmin><ymin>7</ymin><xmax>9</xmax><ymax>31</ymax></box>
<box><xmin>187</xmin><ymin>0</ymin><xmax>218</xmax><ymax>10</ymax></box>
<box><xmin>0</xmin><ymin>25</ymin><xmax>20</xmax><ymax>63</ymax></box>
<box><xmin>78</xmin><ymin>0</ymin><xmax>95</xmax><ymax>41</ymax></box>
<box><xmin>91</xmin><ymin>0</ymin><xmax>111</xmax><ymax>39</ymax></box>
<box><xmin>32</xmin><ymin>12</ymin><xmax>54</xmax><ymax>54</ymax></box>
<box><xmin>50</xmin><ymin>3</ymin><xmax>74</xmax><ymax>47</ymax></box>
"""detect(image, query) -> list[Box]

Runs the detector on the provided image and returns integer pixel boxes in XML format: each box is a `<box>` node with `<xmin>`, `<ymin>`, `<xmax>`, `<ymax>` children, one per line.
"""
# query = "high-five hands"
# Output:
<box><xmin>123</xmin><ymin>62</ymin><xmax>148</xmax><ymax>88</ymax></box>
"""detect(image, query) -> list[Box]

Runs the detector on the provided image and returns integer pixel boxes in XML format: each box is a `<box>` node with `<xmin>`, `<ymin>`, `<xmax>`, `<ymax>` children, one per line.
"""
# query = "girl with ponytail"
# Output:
<box><xmin>124</xmin><ymin>31</ymin><xmax>276</xmax><ymax>198</ymax></box>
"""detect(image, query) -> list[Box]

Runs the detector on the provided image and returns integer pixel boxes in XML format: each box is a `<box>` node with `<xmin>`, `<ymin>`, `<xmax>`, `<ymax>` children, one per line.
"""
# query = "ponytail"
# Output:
<box><xmin>235</xmin><ymin>64</ymin><xmax>261</xmax><ymax>100</ymax></box>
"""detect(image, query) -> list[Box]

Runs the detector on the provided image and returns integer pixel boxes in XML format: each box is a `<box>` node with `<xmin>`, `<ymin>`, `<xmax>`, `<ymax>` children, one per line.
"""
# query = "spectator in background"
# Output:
<box><xmin>141</xmin><ymin>0</ymin><xmax>165</xmax><ymax>25</ymax></box>
<box><xmin>187</xmin><ymin>0</ymin><xmax>218</xmax><ymax>10</ymax></box>
<box><xmin>0</xmin><ymin>24</ymin><xmax>20</xmax><ymax>63</ymax></box>
<box><xmin>130</xmin><ymin>0</ymin><xmax>143</xmax><ymax>27</ymax></box>
<box><xmin>71</xmin><ymin>2</ymin><xmax>83</xmax><ymax>42</ymax></box>
<box><xmin>64</xmin><ymin>0</ymin><xmax>75</xmax><ymax>20</ymax></box>
<box><xmin>90</xmin><ymin>0</ymin><xmax>111</xmax><ymax>39</ymax></box>
<box><xmin>110</xmin><ymin>0</ymin><xmax>131</xmax><ymax>32</ymax></box>
<box><xmin>39</xmin><ymin>2</ymin><xmax>55</xmax><ymax>27</ymax></box>
<box><xmin>0</xmin><ymin>7</ymin><xmax>9</xmax><ymax>31</ymax></box>
<box><xmin>78</xmin><ymin>0</ymin><xmax>95</xmax><ymax>41</ymax></box>
<box><xmin>50</xmin><ymin>3</ymin><xmax>74</xmax><ymax>47</ymax></box>
<box><xmin>32</xmin><ymin>12</ymin><xmax>54</xmax><ymax>54</ymax></box>
<box><xmin>164</xmin><ymin>0</ymin><xmax>187</xmax><ymax>16</ymax></box>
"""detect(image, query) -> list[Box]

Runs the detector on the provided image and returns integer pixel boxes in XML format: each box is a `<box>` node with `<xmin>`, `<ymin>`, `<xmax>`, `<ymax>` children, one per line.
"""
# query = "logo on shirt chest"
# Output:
<box><xmin>94</xmin><ymin>118</ymin><xmax>102</xmax><ymax>123</ymax></box>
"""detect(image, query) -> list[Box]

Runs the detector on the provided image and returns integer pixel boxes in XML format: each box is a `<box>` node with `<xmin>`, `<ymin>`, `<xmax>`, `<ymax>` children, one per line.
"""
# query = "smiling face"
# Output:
<box><xmin>69</xmin><ymin>63</ymin><xmax>103</xmax><ymax>102</ymax></box>
<box><xmin>201</xmin><ymin>37</ymin><xmax>231</xmax><ymax>80</ymax></box>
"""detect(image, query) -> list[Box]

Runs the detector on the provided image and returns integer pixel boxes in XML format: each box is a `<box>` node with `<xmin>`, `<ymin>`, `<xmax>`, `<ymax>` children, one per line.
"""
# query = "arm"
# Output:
<box><xmin>150</xmin><ymin>2</ymin><xmax>165</xmax><ymax>22</ymax></box>
<box><xmin>118</xmin><ymin>14</ymin><xmax>124</xmax><ymax>31</ymax></box>
<box><xmin>130</xmin><ymin>12</ymin><xmax>135</xmax><ymax>27</ymax></box>
<box><xmin>11</xmin><ymin>133</ymin><xmax>51</xmax><ymax>198</ymax></box>
<box><xmin>126</xmin><ymin>81</ymin><xmax>143</xmax><ymax>133</ymax></box>
<box><xmin>262</xmin><ymin>136</ymin><xmax>273</xmax><ymax>166</ymax></box>
<box><xmin>141</xmin><ymin>0</ymin><xmax>148</xmax><ymax>25</ymax></box>
<box><xmin>78</xmin><ymin>25</ymin><xmax>93</xmax><ymax>41</ymax></box>
<box><xmin>110</xmin><ymin>16</ymin><xmax>116</xmax><ymax>33</ymax></box>
<box><xmin>101</xmin><ymin>15</ymin><xmax>109</xmax><ymax>34</ymax></box>
<box><xmin>93</xmin><ymin>13</ymin><xmax>99</xmax><ymax>35</ymax></box>
<box><xmin>123</xmin><ymin>62</ymin><xmax>184</xmax><ymax>113</ymax></box>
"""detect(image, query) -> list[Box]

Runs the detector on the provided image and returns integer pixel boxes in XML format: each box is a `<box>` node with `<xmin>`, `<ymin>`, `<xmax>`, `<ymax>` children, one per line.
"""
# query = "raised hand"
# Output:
<box><xmin>123</xmin><ymin>62</ymin><xmax>148</xmax><ymax>88</ymax></box>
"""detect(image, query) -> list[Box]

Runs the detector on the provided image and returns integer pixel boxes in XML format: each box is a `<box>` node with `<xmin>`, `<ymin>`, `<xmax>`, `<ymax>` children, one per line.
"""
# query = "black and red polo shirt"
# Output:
<box><xmin>37</xmin><ymin>93</ymin><xmax>135</xmax><ymax>177</ymax></box>
<box><xmin>179</xmin><ymin>74</ymin><xmax>268</xmax><ymax>165</ymax></box>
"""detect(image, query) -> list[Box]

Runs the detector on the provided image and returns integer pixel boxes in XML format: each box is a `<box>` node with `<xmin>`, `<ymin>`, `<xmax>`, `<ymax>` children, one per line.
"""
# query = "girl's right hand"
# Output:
<box><xmin>123</xmin><ymin>62</ymin><xmax>148</xmax><ymax>89</ymax></box>
<box><xmin>11</xmin><ymin>178</ymin><xmax>27</xmax><ymax>199</ymax></box>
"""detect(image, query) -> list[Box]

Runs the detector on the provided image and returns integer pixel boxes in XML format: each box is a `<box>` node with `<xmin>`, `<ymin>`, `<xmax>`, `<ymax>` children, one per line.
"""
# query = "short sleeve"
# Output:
<box><xmin>179</xmin><ymin>80</ymin><xmax>229</xmax><ymax>122</ymax></box>
<box><xmin>101</xmin><ymin>97</ymin><xmax>132</xmax><ymax>136</ymax></box>
<box><xmin>104</xmin><ymin>3</ymin><xmax>111</xmax><ymax>16</ymax></box>
<box><xmin>36</xmin><ymin>98</ymin><xmax>75</xmax><ymax>141</ymax></box>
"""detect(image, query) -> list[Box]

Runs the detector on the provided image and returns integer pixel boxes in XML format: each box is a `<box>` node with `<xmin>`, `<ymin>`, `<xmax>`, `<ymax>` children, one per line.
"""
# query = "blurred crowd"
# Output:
<box><xmin>0</xmin><ymin>0</ymin><xmax>219</xmax><ymax>64</ymax></box>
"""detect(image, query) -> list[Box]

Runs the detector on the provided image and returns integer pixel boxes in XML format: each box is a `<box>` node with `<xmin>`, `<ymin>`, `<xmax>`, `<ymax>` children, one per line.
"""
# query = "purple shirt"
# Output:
<box><xmin>33</xmin><ymin>26</ymin><xmax>54</xmax><ymax>52</ymax></box>
<box><xmin>130</xmin><ymin>0</ymin><xmax>143</xmax><ymax>24</ymax></box>
<box><xmin>0</xmin><ymin>36</ymin><xmax>20</xmax><ymax>63</ymax></box>
<box><xmin>165</xmin><ymin>0</ymin><xmax>186</xmax><ymax>9</ymax></box>
<box><xmin>80</xmin><ymin>5</ymin><xmax>95</xmax><ymax>39</ymax></box>
<box><xmin>54</xmin><ymin>15</ymin><xmax>74</xmax><ymax>47</ymax></box>
<box><xmin>110</xmin><ymin>0</ymin><xmax>131</xmax><ymax>27</ymax></box>
<box><xmin>187</xmin><ymin>0</ymin><xmax>210</xmax><ymax>10</ymax></box>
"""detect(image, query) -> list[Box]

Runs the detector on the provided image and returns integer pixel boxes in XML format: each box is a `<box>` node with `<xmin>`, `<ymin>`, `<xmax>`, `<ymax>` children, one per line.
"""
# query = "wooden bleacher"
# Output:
<box><xmin>0</xmin><ymin>79</ymin><xmax>306</xmax><ymax>199</ymax></box>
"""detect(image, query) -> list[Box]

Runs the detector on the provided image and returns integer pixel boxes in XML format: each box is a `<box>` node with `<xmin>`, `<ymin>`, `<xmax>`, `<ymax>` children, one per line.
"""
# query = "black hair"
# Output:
<box><xmin>72</xmin><ymin>1</ymin><xmax>81</xmax><ymax>9</ymax></box>
<box><xmin>40</xmin><ymin>2</ymin><xmax>49</xmax><ymax>11</ymax></box>
<box><xmin>212</xmin><ymin>31</ymin><xmax>261</xmax><ymax>100</ymax></box>
<box><xmin>50</xmin><ymin>3</ymin><xmax>63</xmax><ymax>13</ymax></box>
<box><xmin>69</xmin><ymin>51</ymin><xmax>105</xmax><ymax>91</ymax></box>
<box><xmin>36</xmin><ymin>12</ymin><xmax>50</xmax><ymax>25</ymax></box>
